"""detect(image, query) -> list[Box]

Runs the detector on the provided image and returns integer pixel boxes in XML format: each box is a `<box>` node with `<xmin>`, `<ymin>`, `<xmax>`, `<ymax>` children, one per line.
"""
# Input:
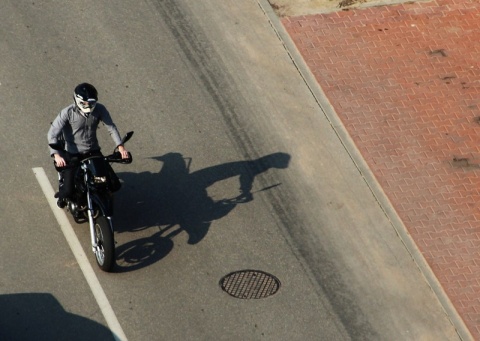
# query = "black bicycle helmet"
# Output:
<box><xmin>74</xmin><ymin>83</ymin><xmax>98</xmax><ymax>114</ymax></box>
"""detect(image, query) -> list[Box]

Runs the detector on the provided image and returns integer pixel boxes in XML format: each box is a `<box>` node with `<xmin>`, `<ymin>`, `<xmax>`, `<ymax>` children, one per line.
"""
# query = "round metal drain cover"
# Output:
<box><xmin>220</xmin><ymin>270</ymin><xmax>280</xmax><ymax>299</ymax></box>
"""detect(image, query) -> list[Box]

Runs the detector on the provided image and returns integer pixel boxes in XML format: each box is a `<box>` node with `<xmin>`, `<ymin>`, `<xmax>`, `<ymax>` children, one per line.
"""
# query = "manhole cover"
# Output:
<box><xmin>220</xmin><ymin>270</ymin><xmax>280</xmax><ymax>299</ymax></box>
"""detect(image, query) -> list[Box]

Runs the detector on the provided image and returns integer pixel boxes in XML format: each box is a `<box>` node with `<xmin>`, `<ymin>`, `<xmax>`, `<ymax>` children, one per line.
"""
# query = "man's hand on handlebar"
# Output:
<box><xmin>118</xmin><ymin>145</ymin><xmax>130</xmax><ymax>159</ymax></box>
<box><xmin>54</xmin><ymin>153</ymin><xmax>66</xmax><ymax>167</ymax></box>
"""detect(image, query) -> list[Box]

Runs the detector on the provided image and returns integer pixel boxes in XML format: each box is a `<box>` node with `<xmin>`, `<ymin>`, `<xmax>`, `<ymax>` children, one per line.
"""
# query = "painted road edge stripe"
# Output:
<box><xmin>32</xmin><ymin>167</ymin><xmax>128</xmax><ymax>341</ymax></box>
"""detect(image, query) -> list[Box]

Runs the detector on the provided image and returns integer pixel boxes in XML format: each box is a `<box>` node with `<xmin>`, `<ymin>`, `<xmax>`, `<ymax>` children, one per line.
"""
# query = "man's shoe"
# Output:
<box><xmin>56</xmin><ymin>198</ymin><xmax>66</xmax><ymax>209</ymax></box>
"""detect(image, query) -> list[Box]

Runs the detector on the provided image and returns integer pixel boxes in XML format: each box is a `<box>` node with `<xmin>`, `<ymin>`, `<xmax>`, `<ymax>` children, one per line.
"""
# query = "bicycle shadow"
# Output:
<box><xmin>113</xmin><ymin>152</ymin><xmax>290</xmax><ymax>272</ymax></box>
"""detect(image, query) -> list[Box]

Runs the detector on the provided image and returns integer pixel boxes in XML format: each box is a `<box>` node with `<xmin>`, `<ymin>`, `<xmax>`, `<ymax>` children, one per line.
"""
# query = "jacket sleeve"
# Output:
<box><xmin>99</xmin><ymin>105</ymin><xmax>123</xmax><ymax>147</ymax></box>
<box><xmin>47</xmin><ymin>109</ymin><xmax>68</xmax><ymax>156</ymax></box>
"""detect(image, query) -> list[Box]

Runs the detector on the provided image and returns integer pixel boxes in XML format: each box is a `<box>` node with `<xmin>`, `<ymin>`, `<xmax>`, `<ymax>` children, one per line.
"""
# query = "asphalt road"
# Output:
<box><xmin>0</xmin><ymin>0</ymin><xmax>461</xmax><ymax>340</ymax></box>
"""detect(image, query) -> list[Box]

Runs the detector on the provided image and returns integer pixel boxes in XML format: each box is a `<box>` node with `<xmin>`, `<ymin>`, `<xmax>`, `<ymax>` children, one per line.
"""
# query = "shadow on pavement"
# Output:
<box><xmin>113</xmin><ymin>152</ymin><xmax>290</xmax><ymax>272</ymax></box>
<box><xmin>0</xmin><ymin>293</ymin><xmax>114</xmax><ymax>341</ymax></box>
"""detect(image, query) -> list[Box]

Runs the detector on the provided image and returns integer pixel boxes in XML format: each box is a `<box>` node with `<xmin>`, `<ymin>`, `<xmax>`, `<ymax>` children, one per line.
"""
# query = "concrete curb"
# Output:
<box><xmin>255</xmin><ymin>0</ymin><xmax>474</xmax><ymax>340</ymax></box>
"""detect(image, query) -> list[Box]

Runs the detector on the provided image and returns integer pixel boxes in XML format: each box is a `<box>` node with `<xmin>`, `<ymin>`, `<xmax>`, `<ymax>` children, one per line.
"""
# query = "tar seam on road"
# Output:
<box><xmin>32</xmin><ymin>167</ymin><xmax>128</xmax><ymax>341</ymax></box>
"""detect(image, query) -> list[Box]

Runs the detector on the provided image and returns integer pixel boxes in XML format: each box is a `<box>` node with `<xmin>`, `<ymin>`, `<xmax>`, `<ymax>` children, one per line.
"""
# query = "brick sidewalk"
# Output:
<box><xmin>282</xmin><ymin>0</ymin><xmax>480</xmax><ymax>338</ymax></box>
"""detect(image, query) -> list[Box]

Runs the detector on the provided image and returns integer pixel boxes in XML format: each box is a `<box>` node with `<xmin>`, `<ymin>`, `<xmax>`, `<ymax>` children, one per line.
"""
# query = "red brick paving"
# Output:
<box><xmin>282</xmin><ymin>0</ymin><xmax>480</xmax><ymax>338</ymax></box>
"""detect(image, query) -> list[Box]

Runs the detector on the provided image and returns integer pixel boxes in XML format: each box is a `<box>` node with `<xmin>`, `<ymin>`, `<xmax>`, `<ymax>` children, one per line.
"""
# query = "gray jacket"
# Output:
<box><xmin>47</xmin><ymin>103</ymin><xmax>123</xmax><ymax>156</ymax></box>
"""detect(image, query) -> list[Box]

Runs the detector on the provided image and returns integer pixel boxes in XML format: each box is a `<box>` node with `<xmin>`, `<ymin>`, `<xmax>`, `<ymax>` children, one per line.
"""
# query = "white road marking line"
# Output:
<box><xmin>32</xmin><ymin>167</ymin><xmax>128</xmax><ymax>341</ymax></box>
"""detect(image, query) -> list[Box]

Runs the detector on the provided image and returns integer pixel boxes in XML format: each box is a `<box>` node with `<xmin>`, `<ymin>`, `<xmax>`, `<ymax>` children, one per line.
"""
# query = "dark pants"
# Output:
<box><xmin>57</xmin><ymin>150</ymin><xmax>121</xmax><ymax>199</ymax></box>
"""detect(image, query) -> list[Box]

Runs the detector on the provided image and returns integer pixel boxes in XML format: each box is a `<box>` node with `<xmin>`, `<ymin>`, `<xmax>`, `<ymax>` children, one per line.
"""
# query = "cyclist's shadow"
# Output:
<box><xmin>114</xmin><ymin>152</ymin><xmax>290</xmax><ymax>272</ymax></box>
